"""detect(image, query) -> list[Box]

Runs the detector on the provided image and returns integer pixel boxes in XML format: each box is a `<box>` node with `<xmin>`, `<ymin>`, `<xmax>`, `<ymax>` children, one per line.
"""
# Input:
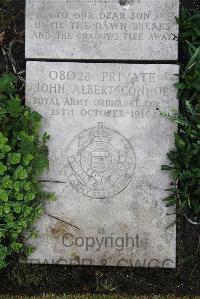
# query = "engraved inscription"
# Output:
<box><xmin>67</xmin><ymin>122</ymin><xmax>136</xmax><ymax>198</ymax></box>
<box><xmin>28</xmin><ymin>66</ymin><xmax>174</xmax><ymax>121</ymax></box>
<box><xmin>26</xmin><ymin>0</ymin><xmax>179</xmax><ymax>60</ymax></box>
<box><xmin>25</xmin><ymin>62</ymin><xmax>178</xmax><ymax>268</ymax></box>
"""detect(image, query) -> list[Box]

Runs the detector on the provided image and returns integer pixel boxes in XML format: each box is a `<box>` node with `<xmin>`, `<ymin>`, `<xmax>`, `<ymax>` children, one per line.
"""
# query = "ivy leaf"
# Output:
<box><xmin>29</xmin><ymin>111</ymin><xmax>42</xmax><ymax>125</ymax></box>
<box><xmin>2</xmin><ymin>145</ymin><xmax>11</xmax><ymax>154</ymax></box>
<box><xmin>25</xmin><ymin>192</ymin><xmax>36</xmax><ymax>201</ymax></box>
<box><xmin>0</xmin><ymin>73</ymin><xmax>16</xmax><ymax>94</ymax></box>
<box><xmin>23</xmin><ymin>154</ymin><xmax>34</xmax><ymax>165</ymax></box>
<box><xmin>24</xmin><ymin>207</ymin><xmax>33</xmax><ymax>216</ymax></box>
<box><xmin>24</xmin><ymin>246</ymin><xmax>35</xmax><ymax>256</ymax></box>
<box><xmin>0</xmin><ymin>245</ymin><xmax>7</xmax><ymax>258</ymax></box>
<box><xmin>23</xmin><ymin>182</ymin><xmax>32</xmax><ymax>191</ymax></box>
<box><xmin>8</xmin><ymin>153</ymin><xmax>21</xmax><ymax>165</ymax></box>
<box><xmin>16</xmin><ymin>193</ymin><xmax>24</xmax><ymax>201</ymax></box>
<box><xmin>2</xmin><ymin>176</ymin><xmax>12</xmax><ymax>189</ymax></box>
<box><xmin>7</xmin><ymin>98</ymin><xmax>23</xmax><ymax>118</ymax></box>
<box><xmin>14</xmin><ymin>166</ymin><xmax>28</xmax><ymax>180</ymax></box>
<box><xmin>0</xmin><ymin>162</ymin><xmax>7</xmax><ymax>175</ymax></box>
<box><xmin>18</xmin><ymin>219</ymin><xmax>28</xmax><ymax>229</ymax></box>
<box><xmin>10</xmin><ymin>242</ymin><xmax>22</xmax><ymax>252</ymax></box>
<box><xmin>0</xmin><ymin>133</ymin><xmax>8</xmax><ymax>150</ymax></box>
<box><xmin>13</xmin><ymin>204</ymin><xmax>22</xmax><ymax>214</ymax></box>
<box><xmin>13</xmin><ymin>181</ymin><xmax>21</xmax><ymax>192</ymax></box>
<box><xmin>0</xmin><ymin>189</ymin><xmax>8</xmax><ymax>201</ymax></box>
<box><xmin>3</xmin><ymin>203</ymin><xmax>10</xmax><ymax>214</ymax></box>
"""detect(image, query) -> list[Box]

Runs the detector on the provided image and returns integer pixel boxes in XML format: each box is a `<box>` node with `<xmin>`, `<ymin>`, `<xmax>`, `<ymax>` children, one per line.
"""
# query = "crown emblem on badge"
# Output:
<box><xmin>89</xmin><ymin>122</ymin><xmax>111</xmax><ymax>143</ymax></box>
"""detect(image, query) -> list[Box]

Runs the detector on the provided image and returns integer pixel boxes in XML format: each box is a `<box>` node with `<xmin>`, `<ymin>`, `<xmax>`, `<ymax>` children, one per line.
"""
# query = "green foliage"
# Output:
<box><xmin>0</xmin><ymin>73</ymin><xmax>54</xmax><ymax>269</ymax></box>
<box><xmin>0</xmin><ymin>0</ymin><xmax>12</xmax><ymax>4</ymax></box>
<box><xmin>0</xmin><ymin>0</ymin><xmax>12</xmax><ymax>6</ymax></box>
<box><xmin>162</xmin><ymin>9</ymin><xmax>200</xmax><ymax>221</ymax></box>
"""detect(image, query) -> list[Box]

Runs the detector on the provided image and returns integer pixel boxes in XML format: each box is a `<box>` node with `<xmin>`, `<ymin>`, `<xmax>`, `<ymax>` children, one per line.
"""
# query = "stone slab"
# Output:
<box><xmin>25</xmin><ymin>0</ymin><xmax>179</xmax><ymax>60</ymax></box>
<box><xmin>25</xmin><ymin>61</ymin><xmax>178</xmax><ymax>267</ymax></box>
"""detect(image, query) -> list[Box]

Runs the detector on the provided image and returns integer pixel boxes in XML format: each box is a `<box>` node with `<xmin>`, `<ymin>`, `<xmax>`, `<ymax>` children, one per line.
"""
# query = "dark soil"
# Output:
<box><xmin>0</xmin><ymin>0</ymin><xmax>199</xmax><ymax>297</ymax></box>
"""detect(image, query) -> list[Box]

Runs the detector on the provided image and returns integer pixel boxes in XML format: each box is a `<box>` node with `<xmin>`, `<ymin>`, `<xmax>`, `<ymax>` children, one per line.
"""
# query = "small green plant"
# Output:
<box><xmin>0</xmin><ymin>0</ymin><xmax>13</xmax><ymax>5</ymax></box>
<box><xmin>0</xmin><ymin>0</ymin><xmax>12</xmax><ymax>5</ymax></box>
<box><xmin>0</xmin><ymin>73</ymin><xmax>54</xmax><ymax>268</ymax></box>
<box><xmin>162</xmin><ymin>9</ymin><xmax>200</xmax><ymax>222</ymax></box>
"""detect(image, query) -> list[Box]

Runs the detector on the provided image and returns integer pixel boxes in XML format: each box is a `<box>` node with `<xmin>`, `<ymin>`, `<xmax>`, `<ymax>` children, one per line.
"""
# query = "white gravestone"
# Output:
<box><xmin>25</xmin><ymin>61</ymin><xmax>178</xmax><ymax>268</ymax></box>
<box><xmin>25</xmin><ymin>0</ymin><xmax>179</xmax><ymax>60</ymax></box>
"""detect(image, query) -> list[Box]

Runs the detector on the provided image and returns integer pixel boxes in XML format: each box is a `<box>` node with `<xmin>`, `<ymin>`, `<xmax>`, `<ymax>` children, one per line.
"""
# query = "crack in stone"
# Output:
<box><xmin>46</xmin><ymin>213</ymin><xmax>82</xmax><ymax>231</ymax></box>
<box><xmin>40</xmin><ymin>180</ymin><xmax>66</xmax><ymax>184</ymax></box>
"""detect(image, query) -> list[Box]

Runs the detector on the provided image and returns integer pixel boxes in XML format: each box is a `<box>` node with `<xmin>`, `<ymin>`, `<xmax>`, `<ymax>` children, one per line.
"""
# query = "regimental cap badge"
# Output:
<box><xmin>67</xmin><ymin>122</ymin><xmax>136</xmax><ymax>199</ymax></box>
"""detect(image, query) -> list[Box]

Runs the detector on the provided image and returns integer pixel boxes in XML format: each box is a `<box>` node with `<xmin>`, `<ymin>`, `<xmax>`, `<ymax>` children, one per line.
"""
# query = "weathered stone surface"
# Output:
<box><xmin>25</xmin><ymin>61</ymin><xmax>178</xmax><ymax>267</ymax></box>
<box><xmin>25</xmin><ymin>0</ymin><xmax>179</xmax><ymax>60</ymax></box>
